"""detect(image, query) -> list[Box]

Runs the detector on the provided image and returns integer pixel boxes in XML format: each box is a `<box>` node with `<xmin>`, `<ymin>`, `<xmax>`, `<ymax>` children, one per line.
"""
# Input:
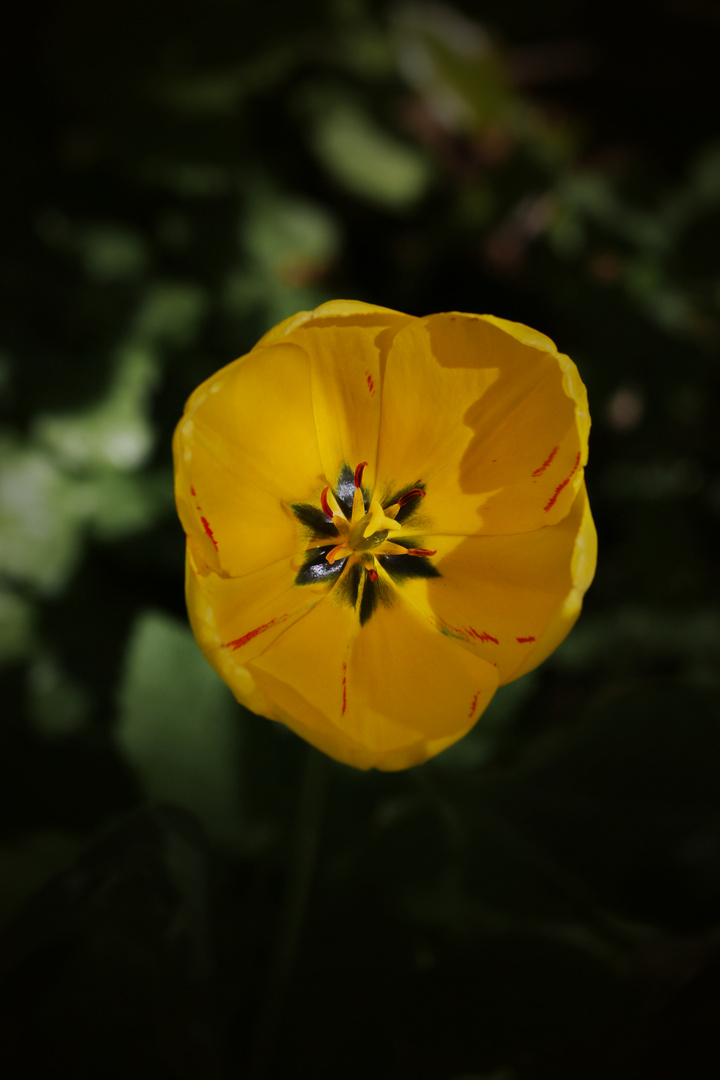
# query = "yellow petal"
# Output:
<box><xmin>376</xmin><ymin>313</ymin><xmax>588</xmax><ymax>535</ymax></box>
<box><xmin>510</xmin><ymin>483</ymin><xmax>597</xmax><ymax>680</ymax></box>
<box><xmin>393</xmin><ymin>484</ymin><xmax>596</xmax><ymax>684</ymax></box>
<box><xmin>280</xmin><ymin>306</ymin><xmax>412</xmax><ymax>493</ymax></box>
<box><xmin>478</xmin><ymin>313</ymin><xmax>591</xmax><ymax>461</ymax></box>
<box><xmin>245</xmin><ymin>582</ymin><xmax>499</xmax><ymax>770</ymax></box>
<box><xmin>185</xmin><ymin>540</ymin><xmax>327</xmax><ymax>714</ymax></box>
<box><xmin>253</xmin><ymin>309</ymin><xmax>315</xmax><ymax>347</ymax></box>
<box><xmin>253</xmin><ymin>299</ymin><xmax>408</xmax><ymax>348</ymax></box>
<box><xmin>173</xmin><ymin>341</ymin><xmax>325</xmax><ymax>577</ymax></box>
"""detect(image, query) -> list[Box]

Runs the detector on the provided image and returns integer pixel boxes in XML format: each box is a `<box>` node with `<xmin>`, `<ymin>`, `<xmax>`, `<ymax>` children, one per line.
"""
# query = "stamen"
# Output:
<box><xmin>406</xmin><ymin>548</ymin><xmax>436</xmax><ymax>557</ymax></box>
<box><xmin>368</xmin><ymin>568</ymin><xmax>378</xmax><ymax>582</ymax></box>
<box><xmin>319</xmin><ymin>485</ymin><xmax>348</xmax><ymax>534</ymax></box>
<box><xmin>352</xmin><ymin>485</ymin><xmax>366</xmax><ymax>521</ymax></box>
<box><xmin>398</xmin><ymin>487</ymin><xmax>425</xmax><ymax>507</ymax></box>
<box><xmin>374</xmin><ymin>540</ymin><xmax>414</xmax><ymax>556</ymax></box>
<box><xmin>326</xmin><ymin>543</ymin><xmax>352</xmax><ymax>564</ymax></box>
<box><xmin>354</xmin><ymin>461</ymin><xmax>368</xmax><ymax>488</ymax></box>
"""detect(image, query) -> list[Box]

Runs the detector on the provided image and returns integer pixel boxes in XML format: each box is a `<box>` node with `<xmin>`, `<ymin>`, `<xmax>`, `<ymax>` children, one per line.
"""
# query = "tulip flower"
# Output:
<box><xmin>173</xmin><ymin>300</ymin><xmax>596</xmax><ymax>770</ymax></box>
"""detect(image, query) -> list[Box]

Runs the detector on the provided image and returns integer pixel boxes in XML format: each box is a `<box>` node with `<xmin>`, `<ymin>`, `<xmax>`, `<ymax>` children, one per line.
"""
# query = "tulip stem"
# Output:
<box><xmin>248</xmin><ymin>745</ymin><xmax>327</xmax><ymax>1079</ymax></box>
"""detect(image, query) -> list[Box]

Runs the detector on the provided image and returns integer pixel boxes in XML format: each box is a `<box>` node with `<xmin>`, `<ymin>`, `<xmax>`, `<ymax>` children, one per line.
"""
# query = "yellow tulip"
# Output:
<box><xmin>173</xmin><ymin>300</ymin><xmax>596</xmax><ymax>770</ymax></box>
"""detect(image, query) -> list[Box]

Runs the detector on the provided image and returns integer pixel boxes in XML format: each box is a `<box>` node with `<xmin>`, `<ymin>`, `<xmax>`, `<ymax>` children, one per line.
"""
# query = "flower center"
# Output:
<box><xmin>320</xmin><ymin>462</ymin><xmax>435</xmax><ymax>571</ymax></box>
<box><xmin>291</xmin><ymin>463</ymin><xmax>440</xmax><ymax>624</ymax></box>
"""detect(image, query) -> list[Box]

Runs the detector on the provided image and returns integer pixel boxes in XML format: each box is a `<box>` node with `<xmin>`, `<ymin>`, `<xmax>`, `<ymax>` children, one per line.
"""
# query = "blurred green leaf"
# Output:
<box><xmin>116</xmin><ymin>611</ymin><xmax>244</xmax><ymax>848</ymax></box>
<box><xmin>220</xmin><ymin>186</ymin><xmax>340</xmax><ymax>326</ymax></box>
<box><xmin>393</xmin><ymin>3</ymin><xmax>513</xmax><ymax>132</ymax></box>
<box><xmin>243</xmin><ymin>188</ymin><xmax>341</xmax><ymax>281</ymax></box>
<box><xmin>0</xmin><ymin>423</ymin><xmax>170</xmax><ymax>602</ymax></box>
<box><xmin>74</xmin><ymin>223</ymin><xmax>150</xmax><ymax>282</ymax></box>
<box><xmin>131</xmin><ymin>281</ymin><xmax>209</xmax><ymax>348</ymax></box>
<box><xmin>82</xmin><ymin>468</ymin><xmax>173</xmax><ymax>541</ymax></box>
<box><xmin>33</xmin><ymin>343</ymin><xmax>157</xmax><ymax>471</ymax></box>
<box><xmin>0</xmin><ymin>438</ymin><xmax>85</xmax><ymax>593</ymax></box>
<box><xmin>0</xmin><ymin>586</ymin><xmax>36</xmax><ymax>666</ymax></box>
<box><xmin>304</xmin><ymin>91</ymin><xmax>432</xmax><ymax>209</ymax></box>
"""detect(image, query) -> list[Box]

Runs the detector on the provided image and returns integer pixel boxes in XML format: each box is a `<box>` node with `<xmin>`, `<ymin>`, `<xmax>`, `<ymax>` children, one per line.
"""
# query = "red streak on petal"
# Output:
<box><xmin>543</xmin><ymin>479</ymin><xmax>569</xmax><ymax>510</ymax></box>
<box><xmin>407</xmin><ymin>547</ymin><xmax>436</xmax><ymax>557</ymax></box>
<box><xmin>543</xmin><ymin>452</ymin><xmax>581</xmax><ymax>513</ymax></box>
<box><xmin>365</xmin><ymin>371</ymin><xmax>375</xmax><ymax>396</ymax></box>
<box><xmin>398</xmin><ymin>487</ymin><xmax>426</xmax><ymax>506</ymax></box>
<box><xmin>368</xmin><ymin>568</ymin><xmax>378</xmax><ymax>582</ymax></box>
<box><xmin>469</xmin><ymin>627</ymin><xmax>499</xmax><ymax>645</ymax></box>
<box><xmin>354</xmin><ymin>461</ymin><xmax>368</xmax><ymax>488</ymax></box>
<box><xmin>341</xmin><ymin>662</ymin><xmax>347</xmax><ymax>716</ymax></box>
<box><xmin>468</xmin><ymin>691</ymin><xmax>481</xmax><ymax>718</ymax></box>
<box><xmin>224</xmin><ymin>612</ymin><xmax>289</xmax><ymax>651</ymax></box>
<box><xmin>532</xmin><ymin>445</ymin><xmax>559</xmax><ymax>478</ymax></box>
<box><xmin>200</xmin><ymin>516</ymin><xmax>218</xmax><ymax>550</ymax></box>
<box><xmin>516</xmin><ymin>636</ymin><xmax>536</xmax><ymax>643</ymax></box>
<box><xmin>190</xmin><ymin>486</ymin><xmax>197</xmax><ymax>497</ymax></box>
<box><xmin>320</xmin><ymin>486</ymin><xmax>333</xmax><ymax>519</ymax></box>
<box><xmin>438</xmin><ymin>617</ymin><xmax>470</xmax><ymax>642</ymax></box>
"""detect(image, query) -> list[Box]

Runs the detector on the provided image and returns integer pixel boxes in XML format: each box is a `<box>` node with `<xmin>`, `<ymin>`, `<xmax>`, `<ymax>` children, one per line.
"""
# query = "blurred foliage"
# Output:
<box><xmin>2</xmin><ymin>0</ymin><xmax>720</xmax><ymax>1077</ymax></box>
<box><xmin>117</xmin><ymin>611</ymin><xmax>244</xmax><ymax>848</ymax></box>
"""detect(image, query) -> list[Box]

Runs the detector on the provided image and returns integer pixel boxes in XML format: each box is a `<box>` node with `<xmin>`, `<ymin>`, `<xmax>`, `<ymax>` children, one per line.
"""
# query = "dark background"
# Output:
<box><xmin>2</xmin><ymin>1</ymin><xmax>720</xmax><ymax>1077</ymax></box>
